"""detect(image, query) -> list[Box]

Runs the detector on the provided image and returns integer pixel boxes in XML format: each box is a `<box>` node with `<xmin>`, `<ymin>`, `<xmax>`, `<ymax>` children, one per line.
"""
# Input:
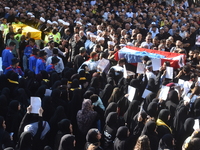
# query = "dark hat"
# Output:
<box><xmin>51</xmin><ymin>56</ymin><xmax>60</xmax><ymax>64</ymax></box>
<box><xmin>39</xmin><ymin>50</ymin><xmax>47</xmax><ymax>57</ymax></box>
<box><xmin>11</xmin><ymin>57</ymin><xmax>20</xmax><ymax>65</ymax></box>
<box><xmin>141</xmin><ymin>56</ymin><xmax>150</xmax><ymax>62</ymax></box>
<box><xmin>176</xmin><ymin>29</ymin><xmax>180</xmax><ymax>33</ymax></box>
<box><xmin>32</xmin><ymin>48</ymin><xmax>39</xmax><ymax>54</ymax></box>
<box><xmin>79</xmin><ymin>47</ymin><xmax>86</xmax><ymax>53</ymax></box>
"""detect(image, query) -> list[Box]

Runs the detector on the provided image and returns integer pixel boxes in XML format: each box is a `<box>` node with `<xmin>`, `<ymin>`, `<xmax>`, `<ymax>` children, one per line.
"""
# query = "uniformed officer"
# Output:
<box><xmin>4</xmin><ymin>57</ymin><xmax>24</xmax><ymax>76</ymax></box>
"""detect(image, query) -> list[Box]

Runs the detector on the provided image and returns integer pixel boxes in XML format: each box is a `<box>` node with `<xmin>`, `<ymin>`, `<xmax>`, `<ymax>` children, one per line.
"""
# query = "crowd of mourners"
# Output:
<box><xmin>1</xmin><ymin>0</ymin><xmax>200</xmax><ymax>150</ymax></box>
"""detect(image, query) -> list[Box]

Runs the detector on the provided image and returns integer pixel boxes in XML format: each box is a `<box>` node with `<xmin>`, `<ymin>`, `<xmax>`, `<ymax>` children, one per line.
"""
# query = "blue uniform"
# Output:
<box><xmin>4</xmin><ymin>66</ymin><xmax>24</xmax><ymax>76</ymax></box>
<box><xmin>35</xmin><ymin>58</ymin><xmax>46</xmax><ymax>74</ymax></box>
<box><xmin>46</xmin><ymin>64</ymin><xmax>55</xmax><ymax>73</ymax></box>
<box><xmin>29</xmin><ymin>55</ymin><xmax>38</xmax><ymax>72</ymax></box>
<box><xmin>2</xmin><ymin>48</ymin><xmax>14</xmax><ymax>70</ymax></box>
<box><xmin>24</xmin><ymin>45</ymin><xmax>37</xmax><ymax>58</ymax></box>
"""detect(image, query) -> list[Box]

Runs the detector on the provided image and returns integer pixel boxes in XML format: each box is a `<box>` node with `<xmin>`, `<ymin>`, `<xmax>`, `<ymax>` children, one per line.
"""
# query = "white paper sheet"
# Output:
<box><xmin>128</xmin><ymin>86</ymin><xmax>136</xmax><ymax>102</ymax></box>
<box><xmin>178</xmin><ymin>79</ymin><xmax>185</xmax><ymax>88</ymax></box>
<box><xmin>123</xmin><ymin>65</ymin><xmax>128</xmax><ymax>79</ymax></box>
<box><xmin>193</xmin><ymin>119</ymin><xmax>200</xmax><ymax>130</ymax></box>
<box><xmin>97</xmin><ymin>58</ymin><xmax>110</xmax><ymax>73</ymax></box>
<box><xmin>165</xmin><ymin>67</ymin><xmax>173</xmax><ymax>79</ymax></box>
<box><xmin>30</xmin><ymin>97</ymin><xmax>41</xmax><ymax>114</ymax></box>
<box><xmin>136</xmin><ymin>62</ymin><xmax>145</xmax><ymax>74</ymax></box>
<box><xmin>44</xmin><ymin>89</ymin><xmax>52</xmax><ymax>96</ymax></box>
<box><xmin>183</xmin><ymin>95</ymin><xmax>190</xmax><ymax>103</ymax></box>
<box><xmin>159</xmin><ymin>86</ymin><xmax>170</xmax><ymax>100</ymax></box>
<box><xmin>152</xmin><ymin>58</ymin><xmax>161</xmax><ymax>71</ymax></box>
<box><xmin>142</xmin><ymin>89</ymin><xmax>152</xmax><ymax>99</ymax></box>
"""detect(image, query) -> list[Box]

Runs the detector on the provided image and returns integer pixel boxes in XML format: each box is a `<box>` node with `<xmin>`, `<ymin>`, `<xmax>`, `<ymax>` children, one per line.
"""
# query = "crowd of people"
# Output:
<box><xmin>1</xmin><ymin>0</ymin><xmax>200</xmax><ymax>150</ymax></box>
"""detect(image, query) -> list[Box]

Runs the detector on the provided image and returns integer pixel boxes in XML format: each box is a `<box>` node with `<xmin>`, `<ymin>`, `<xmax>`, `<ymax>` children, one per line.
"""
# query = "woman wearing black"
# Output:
<box><xmin>0</xmin><ymin>116</ymin><xmax>13</xmax><ymax>150</ymax></box>
<box><xmin>85</xmin><ymin>128</ymin><xmax>102</xmax><ymax>150</ymax></box>
<box><xmin>103</xmin><ymin>112</ymin><xmax>119</xmax><ymax>150</ymax></box>
<box><xmin>156</xmin><ymin>109</ymin><xmax>172</xmax><ymax>139</ymax></box>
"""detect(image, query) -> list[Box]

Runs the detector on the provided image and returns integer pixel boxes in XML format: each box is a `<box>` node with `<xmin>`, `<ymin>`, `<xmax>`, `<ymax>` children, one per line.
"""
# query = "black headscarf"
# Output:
<box><xmin>58</xmin><ymin>134</ymin><xmax>75</xmax><ymax>150</ymax></box>
<box><xmin>158</xmin><ymin>109</ymin><xmax>170</xmax><ymax>124</ymax></box>
<box><xmin>51</xmin><ymin>80</ymin><xmax>61</xmax><ymax>90</ymax></box>
<box><xmin>1</xmin><ymin>88</ymin><xmax>10</xmax><ymax>104</ymax></box>
<box><xmin>105</xmin><ymin>112</ymin><xmax>118</xmax><ymax>130</ymax></box>
<box><xmin>141</xmin><ymin>120</ymin><xmax>157</xmax><ymax>136</ymax></box>
<box><xmin>89</xmin><ymin>77</ymin><xmax>100</xmax><ymax>94</ymax></box>
<box><xmin>42</xmin><ymin>96</ymin><xmax>55</xmax><ymax>122</ymax></box>
<box><xmin>54</xmin><ymin>119</ymin><xmax>72</xmax><ymax>150</ymax></box>
<box><xmin>17</xmin><ymin>131</ymin><xmax>33</xmax><ymax>150</ymax></box>
<box><xmin>167</xmin><ymin>90</ymin><xmax>179</xmax><ymax>104</ymax></box>
<box><xmin>34</xmin><ymin>85</ymin><xmax>46</xmax><ymax>99</ymax></box>
<box><xmin>143</xmin><ymin>92</ymin><xmax>156</xmax><ymax>111</ymax></box>
<box><xmin>141</xmin><ymin>120</ymin><xmax>159</xmax><ymax>150</ymax></box>
<box><xmin>86</xmin><ymin>128</ymin><xmax>100</xmax><ymax>144</ymax></box>
<box><xmin>147</xmin><ymin>102</ymin><xmax>158</xmax><ymax>119</ymax></box>
<box><xmin>158</xmin><ymin>134</ymin><xmax>174</xmax><ymax>150</ymax></box>
<box><xmin>68</xmin><ymin>89</ymin><xmax>82</xmax><ymax>127</ymax></box>
<box><xmin>48</xmin><ymin>106</ymin><xmax>67</xmax><ymax>148</ymax></box>
<box><xmin>58</xmin><ymin>119</ymin><xmax>71</xmax><ymax>134</ymax></box>
<box><xmin>123</xmin><ymin>100</ymin><xmax>139</xmax><ymax>128</ymax></box>
<box><xmin>104</xmin><ymin>102</ymin><xmax>117</xmax><ymax>119</ymax></box>
<box><xmin>0</xmin><ymin>95</ymin><xmax>7</xmax><ymax>118</ymax></box>
<box><xmin>184</xmin><ymin>118</ymin><xmax>195</xmax><ymax>137</ymax></box>
<box><xmin>193</xmin><ymin>98</ymin><xmax>200</xmax><ymax>117</ymax></box>
<box><xmin>100</xmin><ymin>84</ymin><xmax>113</xmax><ymax>107</ymax></box>
<box><xmin>114</xmin><ymin>126</ymin><xmax>129</xmax><ymax>150</ymax></box>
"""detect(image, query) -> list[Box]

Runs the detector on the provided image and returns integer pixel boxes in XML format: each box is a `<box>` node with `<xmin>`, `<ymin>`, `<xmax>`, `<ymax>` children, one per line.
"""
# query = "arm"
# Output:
<box><xmin>18</xmin><ymin>106</ymin><xmax>32</xmax><ymax>137</ymax></box>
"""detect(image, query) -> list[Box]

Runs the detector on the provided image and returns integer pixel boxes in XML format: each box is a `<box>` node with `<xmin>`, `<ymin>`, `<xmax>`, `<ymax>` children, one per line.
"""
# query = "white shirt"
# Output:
<box><xmin>141</xmin><ymin>42</ymin><xmax>153</xmax><ymax>49</ymax></box>
<box><xmin>46</xmin><ymin>56</ymin><xmax>64</xmax><ymax>73</ymax></box>
<box><xmin>110</xmin><ymin>64</ymin><xmax>124</xmax><ymax>76</ymax></box>
<box><xmin>146</xmin><ymin>70</ymin><xmax>156</xmax><ymax>81</ymax></box>
<box><xmin>78</xmin><ymin>59</ymin><xmax>99</xmax><ymax>72</ymax></box>
<box><xmin>126</xmin><ymin>12</ymin><xmax>134</xmax><ymax>18</ymax></box>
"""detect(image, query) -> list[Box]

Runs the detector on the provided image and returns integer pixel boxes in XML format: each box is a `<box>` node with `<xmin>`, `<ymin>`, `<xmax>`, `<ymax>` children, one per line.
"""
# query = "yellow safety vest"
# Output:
<box><xmin>14</xmin><ymin>34</ymin><xmax>22</xmax><ymax>42</ymax></box>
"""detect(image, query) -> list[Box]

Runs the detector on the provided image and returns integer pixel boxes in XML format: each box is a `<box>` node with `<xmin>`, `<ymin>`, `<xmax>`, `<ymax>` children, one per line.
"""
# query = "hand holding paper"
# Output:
<box><xmin>159</xmin><ymin>86</ymin><xmax>170</xmax><ymax>101</ymax></box>
<box><xmin>30</xmin><ymin>97</ymin><xmax>41</xmax><ymax>114</ymax></box>
<box><xmin>136</xmin><ymin>62</ymin><xmax>145</xmax><ymax>74</ymax></box>
<box><xmin>152</xmin><ymin>58</ymin><xmax>161</xmax><ymax>71</ymax></box>
<box><xmin>165</xmin><ymin>67</ymin><xmax>173</xmax><ymax>79</ymax></box>
<box><xmin>127</xmin><ymin>86</ymin><xmax>136</xmax><ymax>102</ymax></box>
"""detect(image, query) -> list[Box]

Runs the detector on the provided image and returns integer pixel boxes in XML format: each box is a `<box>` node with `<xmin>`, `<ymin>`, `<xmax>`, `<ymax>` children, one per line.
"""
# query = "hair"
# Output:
<box><xmin>183</xmin><ymin>65</ymin><xmax>190</xmax><ymax>74</ymax></box>
<box><xmin>190</xmin><ymin>73</ymin><xmax>197</xmax><ymax>80</ymax></box>
<box><xmin>52</xmin><ymin>29</ymin><xmax>57</xmax><ymax>34</ymax></box>
<box><xmin>29</xmin><ymin>38</ymin><xmax>35</xmax><ymax>43</ymax></box>
<box><xmin>164</xmin><ymin>61</ymin><xmax>170</xmax><ymax>66</ymax></box>
<box><xmin>134</xmin><ymin>135</ymin><xmax>151</xmax><ymax>150</ymax></box>
<box><xmin>118</xmin><ymin>58</ymin><xmax>127</xmax><ymax>65</ymax></box>
<box><xmin>90</xmin><ymin>94</ymin><xmax>98</xmax><ymax>103</ymax></box>
<box><xmin>90</xmin><ymin>52</ymin><xmax>97</xmax><ymax>58</ymax></box>
<box><xmin>53</xmin><ymin>48</ymin><xmax>58</xmax><ymax>54</ymax></box>
<box><xmin>9</xmin><ymin>42</ymin><xmax>16</xmax><ymax>46</ymax></box>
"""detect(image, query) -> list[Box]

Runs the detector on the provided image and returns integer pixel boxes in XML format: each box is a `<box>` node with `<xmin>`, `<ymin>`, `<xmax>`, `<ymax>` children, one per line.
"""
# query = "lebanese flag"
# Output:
<box><xmin>114</xmin><ymin>46</ymin><xmax>185</xmax><ymax>69</ymax></box>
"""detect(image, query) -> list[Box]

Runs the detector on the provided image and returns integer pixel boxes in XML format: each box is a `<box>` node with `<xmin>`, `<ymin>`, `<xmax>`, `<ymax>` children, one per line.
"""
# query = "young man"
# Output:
<box><xmin>46</xmin><ymin>56</ymin><xmax>60</xmax><ymax>73</ymax></box>
<box><xmin>74</xmin><ymin>47</ymin><xmax>86</xmax><ymax>72</ymax></box>
<box><xmin>29</xmin><ymin>48</ymin><xmax>39</xmax><ymax>72</ymax></box>
<box><xmin>46</xmin><ymin>48</ymin><xmax>64</xmax><ymax>74</ymax></box>
<box><xmin>4</xmin><ymin>57</ymin><xmax>24</xmax><ymax>76</ymax></box>
<box><xmin>77</xmin><ymin>51</ymin><xmax>99</xmax><ymax>73</ymax></box>
<box><xmin>23</xmin><ymin>38</ymin><xmax>37</xmax><ymax>70</ymax></box>
<box><xmin>35</xmin><ymin>50</ymin><xmax>47</xmax><ymax>74</ymax></box>
<box><xmin>2</xmin><ymin>42</ymin><xmax>15</xmax><ymax>71</ymax></box>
